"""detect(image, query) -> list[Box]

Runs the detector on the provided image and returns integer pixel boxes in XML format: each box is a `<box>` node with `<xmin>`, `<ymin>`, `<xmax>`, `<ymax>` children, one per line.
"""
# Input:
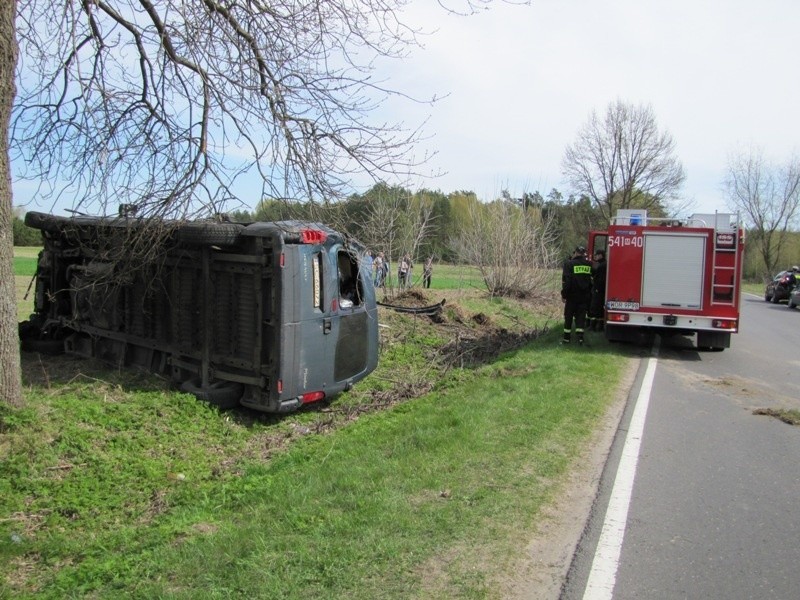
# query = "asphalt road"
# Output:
<box><xmin>562</xmin><ymin>294</ymin><xmax>800</xmax><ymax>599</ymax></box>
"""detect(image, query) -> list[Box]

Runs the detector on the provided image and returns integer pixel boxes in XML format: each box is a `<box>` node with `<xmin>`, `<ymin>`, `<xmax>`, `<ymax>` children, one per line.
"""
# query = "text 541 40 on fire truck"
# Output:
<box><xmin>589</xmin><ymin>209</ymin><xmax>745</xmax><ymax>350</ymax></box>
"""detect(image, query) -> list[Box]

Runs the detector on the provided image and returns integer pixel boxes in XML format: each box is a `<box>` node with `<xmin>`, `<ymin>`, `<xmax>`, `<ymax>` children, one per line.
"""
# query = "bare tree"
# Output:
<box><xmin>361</xmin><ymin>190</ymin><xmax>404</xmax><ymax>276</ymax></box>
<box><xmin>359</xmin><ymin>189</ymin><xmax>435</xmax><ymax>292</ymax></box>
<box><xmin>397</xmin><ymin>196</ymin><xmax>436</xmax><ymax>269</ymax></box>
<box><xmin>724</xmin><ymin>147</ymin><xmax>800</xmax><ymax>279</ymax></box>
<box><xmin>1</xmin><ymin>0</ymin><xmax>529</xmax><ymax>407</ymax></box>
<box><xmin>562</xmin><ymin>99</ymin><xmax>685</xmax><ymax>221</ymax></box>
<box><xmin>453</xmin><ymin>199</ymin><xmax>558</xmax><ymax>298</ymax></box>
<box><xmin>12</xmin><ymin>1</ymin><xmax>434</xmax><ymax>218</ymax></box>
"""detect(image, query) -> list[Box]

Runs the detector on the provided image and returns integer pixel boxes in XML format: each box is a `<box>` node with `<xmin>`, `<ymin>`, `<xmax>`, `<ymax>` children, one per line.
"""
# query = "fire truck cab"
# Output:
<box><xmin>589</xmin><ymin>209</ymin><xmax>745</xmax><ymax>350</ymax></box>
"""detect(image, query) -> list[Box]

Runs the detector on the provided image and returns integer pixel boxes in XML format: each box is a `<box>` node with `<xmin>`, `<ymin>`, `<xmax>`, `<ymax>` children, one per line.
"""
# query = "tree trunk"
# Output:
<box><xmin>0</xmin><ymin>0</ymin><xmax>23</xmax><ymax>407</ymax></box>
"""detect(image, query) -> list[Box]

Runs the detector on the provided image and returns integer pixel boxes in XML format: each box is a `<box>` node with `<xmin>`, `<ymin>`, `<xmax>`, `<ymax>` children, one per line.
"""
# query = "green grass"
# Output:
<box><xmin>14</xmin><ymin>249</ymin><xmax>40</xmax><ymax>321</ymax></box>
<box><xmin>13</xmin><ymin>257</ymin><xmax>38</xmax><ymax>277</ymax></box>
<box><xmin>13</xmin><ymin>247</ymin><xmax>41</xmax><ymax>277</ymax></box>
<box><xmin>409</xmin><ymin>263</ymin><xmax>485</xmax><ymax>291</ymax></box>
<box><xmin>1</xmin><ymin>332</ymin><xmax>630</xmax><ymax>599</ymax></box>
<box><xmin>741</xmin><ymin>282</ymin><xmax>764</xmax><ymax>296</ymax></box>
<box><xmin>4</xmin><ymin>247</ymin><xmax>632</xmax><ymax>597</ymax></box>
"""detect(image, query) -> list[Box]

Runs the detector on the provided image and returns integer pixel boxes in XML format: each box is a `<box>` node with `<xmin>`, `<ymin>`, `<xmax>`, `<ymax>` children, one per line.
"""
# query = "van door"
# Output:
<box><xmin>279</xmin><ymin>242</ymin><xmax>378</xmax><ymax>407</ymax></box>
<box><xmin>277</xmin><ymin>243</ymin><xmax>333</xmax><ymax>405</ymax></box>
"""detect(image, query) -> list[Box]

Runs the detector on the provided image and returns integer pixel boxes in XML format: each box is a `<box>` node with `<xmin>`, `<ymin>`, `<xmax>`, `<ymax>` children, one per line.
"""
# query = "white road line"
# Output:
<box><xmin>582</xmin><ymin>339</ymin><xmax>660</xmax><ymax>600</ymax></box>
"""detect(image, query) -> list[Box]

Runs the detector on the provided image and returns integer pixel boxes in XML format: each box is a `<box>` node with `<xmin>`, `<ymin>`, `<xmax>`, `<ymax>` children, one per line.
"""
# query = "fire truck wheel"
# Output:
<box><xmin>180</xmin><ymin>378</ymin><xmax>243</xmax><ymax>409</ymax></box>
<box><xmin>604</xmin><ymin>324</ymin><xmax>628</xmax><ymax>343</ymax></box>
<box><xmin>697</xmin><ymin>331</ymin><xmax>729</xmax><ymax>351</ymax></box>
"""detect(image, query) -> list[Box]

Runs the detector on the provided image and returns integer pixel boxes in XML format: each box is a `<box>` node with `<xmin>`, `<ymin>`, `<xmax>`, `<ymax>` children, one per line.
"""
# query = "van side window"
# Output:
<box><xmin>337</xmin><ymin>250</ymin><xmax>362</xmax><ymax>308</ymax></box>
<box><xmin>312</xmin><ymin>252</ymin><xmax>323</xmax><ymax>310</ymax></box>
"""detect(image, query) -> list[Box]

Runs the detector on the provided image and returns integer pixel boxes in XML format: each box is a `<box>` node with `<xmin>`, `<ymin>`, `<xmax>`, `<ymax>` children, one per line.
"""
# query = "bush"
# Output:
<box><xmin>452</xmin><ymin>200</ymin><xmax>559</xmax><ymax>298</ymax></box>
<box><xmin>13</xmin><ymin>216</ymin><xmax>42</xmax><ymax>246</ymax></box>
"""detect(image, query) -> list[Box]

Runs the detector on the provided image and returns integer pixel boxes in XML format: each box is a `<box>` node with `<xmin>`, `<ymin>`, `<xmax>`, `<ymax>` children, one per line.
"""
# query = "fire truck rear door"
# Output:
<box><xmin>642</xmin><ymin>232</ymin><xmax>706</xmax><ymax>309</ymax></box>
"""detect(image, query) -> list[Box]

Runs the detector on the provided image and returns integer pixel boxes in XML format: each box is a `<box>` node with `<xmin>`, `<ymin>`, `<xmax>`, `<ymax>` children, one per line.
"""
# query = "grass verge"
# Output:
<box><xmin>4</xmin><ymin>248</ymin><xmax>633</xmax><ymax>598</ymax></box>
<box><xmin>1</xmin><ymin>329</ymin><xmax>631</xmax><ymax>599</ymax></box>
<box><xmin>14</xmin><ymin>247</ymin><xmax>41</xmax><ymax>322</ymax></box>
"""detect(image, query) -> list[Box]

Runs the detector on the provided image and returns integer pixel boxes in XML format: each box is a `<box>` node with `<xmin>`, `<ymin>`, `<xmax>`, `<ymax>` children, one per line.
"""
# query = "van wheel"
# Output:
<box><xmin>24</xmin><ymin>212</ymin><xmax>69</xmax><ymax>233</ymax></box>
<box><xmin>180</xmin><ymin>378</ymin><xmax>243</xmax><ymax>409</ymax></box>
<box><xmin>174</xmin><ymin>223</ymin><xmax>243</xmax><ymax>246</ymax></box>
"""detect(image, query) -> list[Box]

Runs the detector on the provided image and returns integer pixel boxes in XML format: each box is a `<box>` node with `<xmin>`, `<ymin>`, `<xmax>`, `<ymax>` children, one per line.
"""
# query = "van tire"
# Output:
<box><xmin>180</xmin><ymin>378</ymin><xmax>243</xmax><ymax>409</ymax></box>
<box><xmin>24</xmin><ymin>212</ymin><xmax>68</xmax><ymax>234</ymax></box>
<box><xmin>174</xmin><ymin>223</ymin><xmax>243</xmax><ymax>246</ymax></box>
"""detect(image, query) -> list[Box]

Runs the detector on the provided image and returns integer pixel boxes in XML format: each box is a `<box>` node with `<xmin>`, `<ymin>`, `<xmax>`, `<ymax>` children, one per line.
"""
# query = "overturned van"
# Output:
<box><xmin>19</xmin><ymin>212</ymin><xmax>379</xmax><ymax>413</ymax></box>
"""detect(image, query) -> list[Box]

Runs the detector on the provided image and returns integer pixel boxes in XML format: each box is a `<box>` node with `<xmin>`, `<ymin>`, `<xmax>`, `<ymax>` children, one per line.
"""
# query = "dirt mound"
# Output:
<box><xmin>385</xmin><ymin>292</ymin><xmax>550</xmax><ymax>369</ymax></box>
<box><xmin>439</xmin><ymin>326</ymin><xmax>548</xmax><ymax>368</ymax></box>
<box><xmin>383</xmin><ymin>288</ymin><xmax>438</xmax><ymax>308</ymax></box>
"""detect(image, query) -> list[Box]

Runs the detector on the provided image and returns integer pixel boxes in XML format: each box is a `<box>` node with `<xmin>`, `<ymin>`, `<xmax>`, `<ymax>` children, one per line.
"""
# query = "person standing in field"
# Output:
<box><xmin>373</xmin><ymin>251</ymin><xmax>384</xmax><ymax>287</ymax></box>
<box><xmin>398</xmin><ymin>253</ymin><xmax>412</xmax><ymax>288</ymax></box>
<box><xmin>422</xmin><ymin>256</ymin><xmax>433</xmax><ymax>289</ymax></box>
<box><xmin>382</xmin><ymin>254</ymin><xmax>390</xmax><ymax>287</ymax></box>
<box><xmin>363</xmin><ymin>250</ymin><xmax>374</xmax><ymax>284</ymax></box>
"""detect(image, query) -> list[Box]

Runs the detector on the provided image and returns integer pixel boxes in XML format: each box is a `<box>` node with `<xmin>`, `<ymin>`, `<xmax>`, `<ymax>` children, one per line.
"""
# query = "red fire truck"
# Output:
<box><xmin>589</xmin><ymin>209</ymin><xmax>745</xmax><ymax>350</ymax></box>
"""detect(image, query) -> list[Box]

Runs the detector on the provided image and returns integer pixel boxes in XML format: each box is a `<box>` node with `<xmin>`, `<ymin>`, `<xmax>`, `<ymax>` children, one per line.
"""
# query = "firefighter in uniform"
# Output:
<box><xmin>588</xmin><ymin>249</ymin><xmax>607</xmax><ymax>331</ymax></box>
<box><xmin>561</xmin><ymin>246</ymin><xmax>593</xmax><ymax>344</ymax></box>
<box><xmin>788</xmin><ymin>265</ymin><xmax>800</xmax><ymax>290</ymax></box>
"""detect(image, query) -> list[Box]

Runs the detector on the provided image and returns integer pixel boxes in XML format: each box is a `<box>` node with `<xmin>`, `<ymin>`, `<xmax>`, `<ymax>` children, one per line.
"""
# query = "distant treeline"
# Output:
<box><xmin>230</xmin><ymin>184</ymin><xmax>611</xmax><ymax>264</ymax></box>
<box><xmin>14</xmin><ymin>183</ymin><xmax>799</xmax><ymax>280</ymax></box>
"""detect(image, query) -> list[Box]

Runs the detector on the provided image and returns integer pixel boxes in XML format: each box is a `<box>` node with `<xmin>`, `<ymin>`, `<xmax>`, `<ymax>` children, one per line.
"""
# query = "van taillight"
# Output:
<box><xmin>280</xmin><ymin>253</ymin><xmax>285</xmax><ymax>268</ymax></box>
<box><xmin>300</xmin><ymin>391</ymin><xmax>325</xmax><ymax>404</ymax></box>
<box><xmin>301</xmin><ymin>229</ymin><xmax>327</xmax><ymax>244</ymax></box>
<box><xmin>277</xmin><ymin>380</ymin><xmax>283</xmax><ymax>393</ymax></box>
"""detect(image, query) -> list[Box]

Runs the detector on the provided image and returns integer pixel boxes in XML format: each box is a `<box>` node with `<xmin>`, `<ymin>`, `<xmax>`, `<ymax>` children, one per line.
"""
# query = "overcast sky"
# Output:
<box><xmin>384</xmin><ymin>0</ymin><xmax>800</xmax><ymax>216</ymax></box>
<box><xmin>13</xmin><ymin>0</ymin><xmax>800</xmax><ymax>218</ymax></box>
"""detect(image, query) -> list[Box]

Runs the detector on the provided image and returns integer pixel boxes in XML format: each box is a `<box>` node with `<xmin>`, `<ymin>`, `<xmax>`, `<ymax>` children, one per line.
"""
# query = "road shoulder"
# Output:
<box><xmin>498</xmin><ymin>356</ymin><xmax>640</xmax><ymax>599</ymax></box>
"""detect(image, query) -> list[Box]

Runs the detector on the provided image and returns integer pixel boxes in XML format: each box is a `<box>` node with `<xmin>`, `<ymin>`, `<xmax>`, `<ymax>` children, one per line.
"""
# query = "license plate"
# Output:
<box><xmin>607</xmin><ymin>301</ymin><xmax>640</xmax><ymax>310</ymax></box>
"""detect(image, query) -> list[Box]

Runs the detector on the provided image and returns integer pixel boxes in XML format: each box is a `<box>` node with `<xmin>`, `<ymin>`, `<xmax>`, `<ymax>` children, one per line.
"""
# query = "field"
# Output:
<box><xmin>2</xmin><ymin>248</ymin><xmax>634</xmax><ymax>598</ymax></box>
<box><xmin>14</xmin><ymin>247</ymin><xmax>40</xmax><ymax>322</ymax></box>
<box><xmin>12</xmin><ymin>246</ymin><xmax>40</xmax><ymax>276</ymax></box>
